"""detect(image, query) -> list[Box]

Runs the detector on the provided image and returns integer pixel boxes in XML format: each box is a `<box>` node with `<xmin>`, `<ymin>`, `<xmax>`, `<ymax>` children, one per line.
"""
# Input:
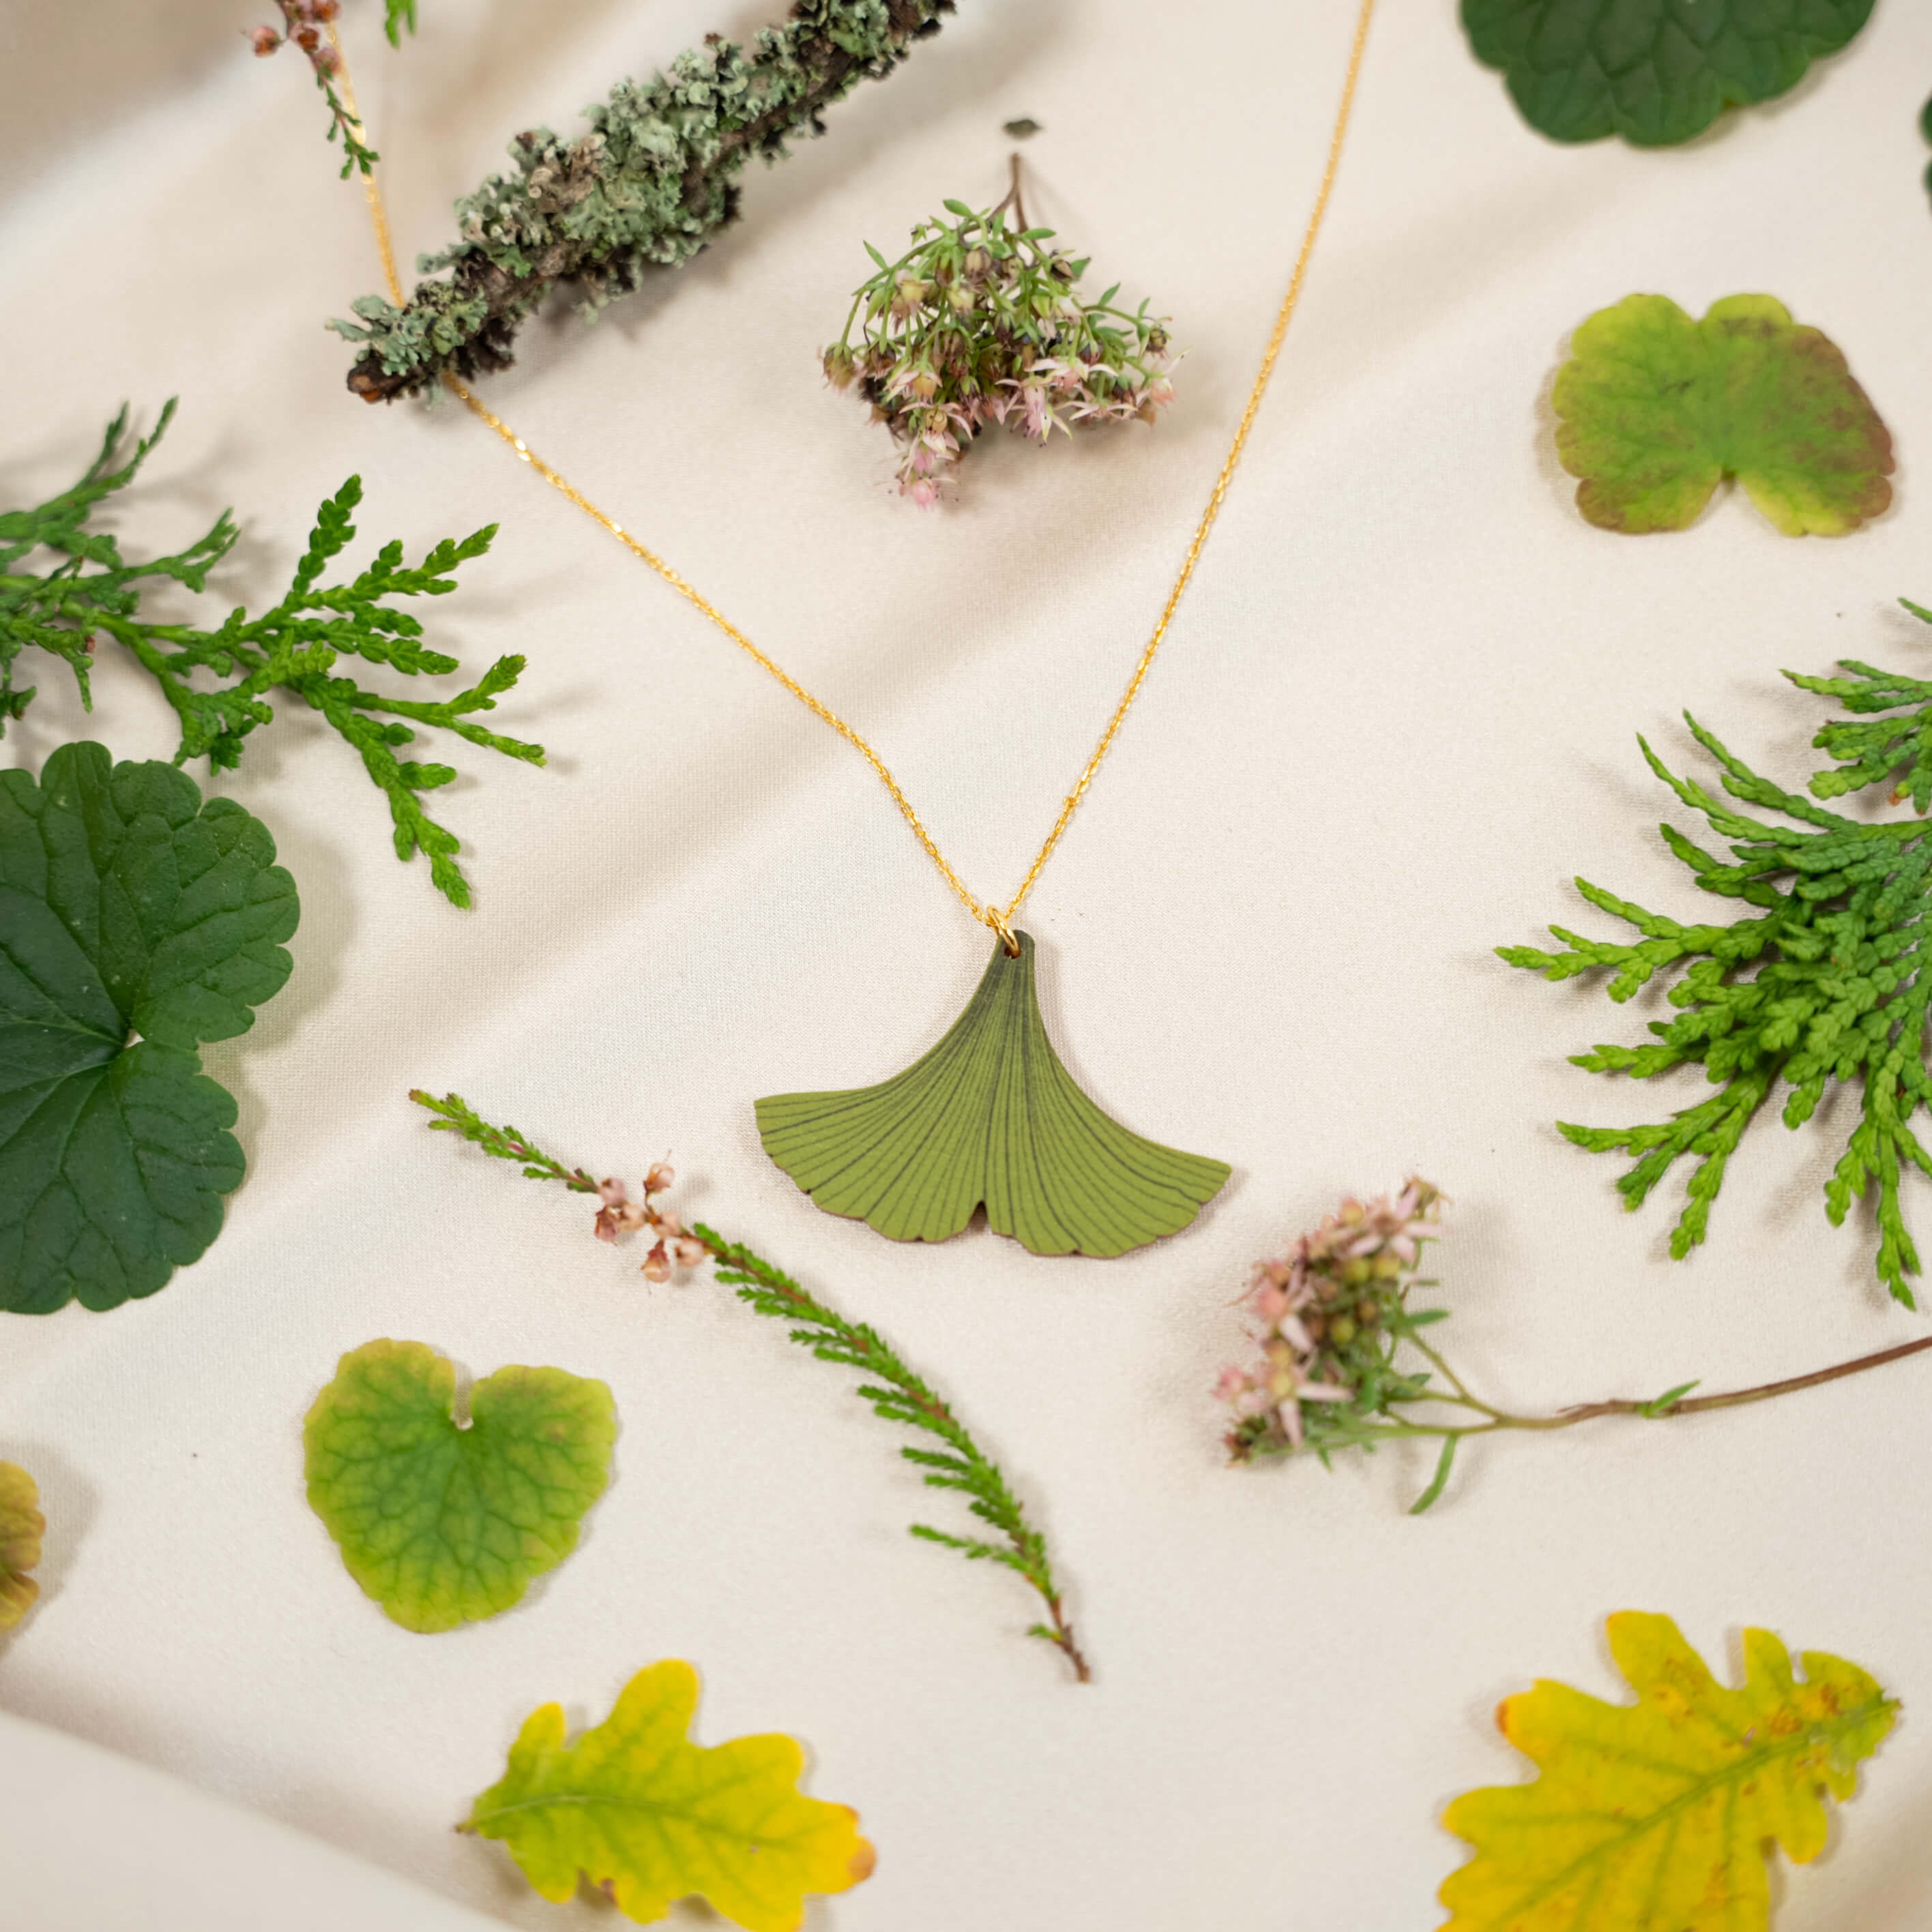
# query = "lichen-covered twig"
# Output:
<box><xmin>334</xmin><ymin>0</ymin><xmax>956</xmax><ymax>402</ymax></box>
<box><xmin>412</xmin><ymin>1089</ymin><xmax>1089</xmax><ymax>1682</ymax></box>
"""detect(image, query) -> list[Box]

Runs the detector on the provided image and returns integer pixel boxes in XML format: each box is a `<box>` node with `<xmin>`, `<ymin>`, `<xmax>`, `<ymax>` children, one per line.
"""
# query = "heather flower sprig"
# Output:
<box><xmin>413</xmin><ymin>1090</ymin><xmax>1090</xmax><ymax>1682</ymax></box>
<box><xmin>824</xmin><ymin>162</ymin><xmax>1177</xmax><ymax>503</ymax></box>
<box><xmin>249</xmin><ymin>1</ymin><xmax>413</xmax><ymax>177</ymax></box>
<box><xmin>1218</xmin><ymin>1177</ymin><xmax>1932</xmax><ymax>1513</ymax></box>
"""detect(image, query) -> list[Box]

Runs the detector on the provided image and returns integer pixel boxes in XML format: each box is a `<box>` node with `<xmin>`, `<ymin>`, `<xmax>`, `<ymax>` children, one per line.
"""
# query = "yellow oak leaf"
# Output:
<box><xmin>0</xmin><ymin>1462</ymin><xmax>42</xmax><ymax>1630</ymax></box>
<box><xmin>1440</xmin><ymin>1612</ymin><xmax>1897</xmax><ymax>1931</ymax></box>
<box><xmin>465</xmin><ymin>1660</ymin><xmax>875</xmax><ymax>1931</ymax></box>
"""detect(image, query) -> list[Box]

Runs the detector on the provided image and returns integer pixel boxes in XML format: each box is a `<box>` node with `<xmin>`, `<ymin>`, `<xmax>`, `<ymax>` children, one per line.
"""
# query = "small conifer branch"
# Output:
<box><xmin>0</xmin><ymin>405</ymin><xmax>541</xmax><ymax>907</ymax></box>
<box><xmin>1218</xmin><ymin>1181</ymin><xmax>1932</xmax><ymax>1513</ymax></box>
<box><xmin>329</xmin><ymin>0</ymin><xmax>956</xmax><ymax>402</ymax></box>
<box><xmin>411</xmin><ymin>1089</ymin><xmax>1089</xmax><ymax>1682</ymax></box>
<box><xmin>1503</xmin><ymin>615</ymin><xmax>1932</xmax><ymax>1306</ymax></box>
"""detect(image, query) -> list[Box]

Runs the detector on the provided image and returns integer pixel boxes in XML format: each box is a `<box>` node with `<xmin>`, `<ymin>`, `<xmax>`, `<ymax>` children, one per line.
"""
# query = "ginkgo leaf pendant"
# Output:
<box><xmin>756</xmin><ymin>933</ymin><xmax>1230</xmax><ymax>1256</ymax></box>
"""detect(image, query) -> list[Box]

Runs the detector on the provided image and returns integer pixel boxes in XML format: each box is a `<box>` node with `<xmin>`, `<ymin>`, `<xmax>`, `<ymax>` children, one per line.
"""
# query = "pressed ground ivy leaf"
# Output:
<box><xmin>0</xmin><ymin>1463</ymin><xmax>44</xmax><ymax>1631</ymax></box>
<box><xmin>0</xmin><ymin>742</ymin><xmax>297</xmax><ymax>1313</ymax></box>
<box><xmin>304</xmin><ymin>1339</ymin><xmax>615</xmax><ymax>1633</ymax></box>
<box><xmin>1440</xmin><ymin>1612</ymin><xmax>1896</xmax><ymax>1930</ymax></box>
<box><xmin>1554</xmin><ymin>294</ymin><xmax>1893</xmax><ymax>536</ymax></box>
<box><xmin>1462</xmin><ymin>0</ymin><xmax>1876</xmax><ymax>147</ymax></box>
<box><xmin>465</xmin><ymin>1660</ymin><xmax>876</xmax><ymax>1931</ymax></box>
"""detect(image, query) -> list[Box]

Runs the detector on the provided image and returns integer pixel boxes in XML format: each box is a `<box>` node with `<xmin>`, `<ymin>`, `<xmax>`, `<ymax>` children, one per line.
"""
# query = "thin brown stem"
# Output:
<box><xmin>991</xmin><ymin>153</ymin><xmax>1028</xmax><ymax>231</ymax></box>
<box><xmin>1547</xmin><ymin>1332</ymin><xmax>1932</xmax><ymax>1426</ymax></box>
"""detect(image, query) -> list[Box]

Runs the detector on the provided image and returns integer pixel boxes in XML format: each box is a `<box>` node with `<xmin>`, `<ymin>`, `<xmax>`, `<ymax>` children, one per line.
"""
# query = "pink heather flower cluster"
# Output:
<box><xmin>1215</xmin><ymin>1180</ymin><xmax>1444</xmax><ymax>1451</ymax></box>
<box><xmin>592</xmin><ymin>1162</ymin><xmax>707</xmax><ymax>1281</ymax></box>
<box><xmin>824</xmin><ymin>206</ymin><xmax>1177</xmax><ymax>506</ymax></box>
<box><xmin>250</xmin><ymin>0</ymin><xmax>342</xmax><ymax>72</ymax></box>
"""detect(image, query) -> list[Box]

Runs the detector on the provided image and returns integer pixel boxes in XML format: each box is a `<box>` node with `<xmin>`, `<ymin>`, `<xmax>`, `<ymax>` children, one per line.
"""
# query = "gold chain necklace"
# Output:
<box><xmin>334</xmin><ymin>1</ymin><xmax>1376</xmax><ymax>1256</ymax></box>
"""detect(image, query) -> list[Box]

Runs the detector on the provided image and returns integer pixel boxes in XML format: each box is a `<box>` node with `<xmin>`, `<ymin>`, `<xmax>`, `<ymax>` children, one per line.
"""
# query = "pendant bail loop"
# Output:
<box><xmin>985</xmin><ymin>906</ymin><xmax>1021</xmax><ymax>957</ymax></box>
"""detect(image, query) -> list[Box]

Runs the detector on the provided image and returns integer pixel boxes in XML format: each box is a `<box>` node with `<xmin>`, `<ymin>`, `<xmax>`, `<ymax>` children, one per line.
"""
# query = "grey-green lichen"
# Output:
<box><xmin>333</xmin><ymin>0</ymin><xmax>955</xmax><ymax>402</ymax></box>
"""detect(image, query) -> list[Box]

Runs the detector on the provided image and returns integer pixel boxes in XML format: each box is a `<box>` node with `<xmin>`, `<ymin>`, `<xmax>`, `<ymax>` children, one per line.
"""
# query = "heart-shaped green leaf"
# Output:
<box><xmin>0</xmin><ymin>742</ymin><xmax>298</xmax><ymax>1313</ymax></box>
<box><xmin>1553</xmin><ymin>294</ymin><xmax>1894</xmax><ymax>536</ymax></box>
<box><xmin>304</xmin><ymin>1339</ymin><xmax>617</xmax><ymax>1633</ymax></box>
<box><xmin>1462</xmin><ymin>0</ymin><xmax>1875</xmax><ymax>147</ymax></box>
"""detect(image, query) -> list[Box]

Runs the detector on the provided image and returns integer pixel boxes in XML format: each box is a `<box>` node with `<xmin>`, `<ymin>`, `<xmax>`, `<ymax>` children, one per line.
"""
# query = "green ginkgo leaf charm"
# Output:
<box><xmin>756</xmin><ymin>933</ymin><xmax>1229</xmax><ymax>1257</ymax></box>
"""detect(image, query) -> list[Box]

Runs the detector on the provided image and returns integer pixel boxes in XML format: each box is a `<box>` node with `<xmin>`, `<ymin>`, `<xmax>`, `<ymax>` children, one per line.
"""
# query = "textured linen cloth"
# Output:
<box><xmin>3</xmin><ymin>1</ymin><xmax>1932</xmax><ymax>1925</ymax></box>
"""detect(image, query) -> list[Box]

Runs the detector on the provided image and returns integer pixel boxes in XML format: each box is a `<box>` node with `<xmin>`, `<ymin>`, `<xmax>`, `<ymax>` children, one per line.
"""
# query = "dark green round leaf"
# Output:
<box><xmin>1462</xmin><ymin>0</ymin><xmax>1876</xmax><ymax>148</ymax></box>
<box><xmin>0</xmin><ymin>742</ymin><xmax>297</xmax><ymax>1313</ymax></box>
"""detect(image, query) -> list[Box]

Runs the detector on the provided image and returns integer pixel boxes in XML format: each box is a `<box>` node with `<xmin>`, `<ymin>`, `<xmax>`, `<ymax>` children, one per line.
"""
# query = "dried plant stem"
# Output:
<box><xmin>1409</xmin><ymin>1332</ymin><xmax>1932</xmax><ymax>1435</ymax></box>
<box><xmin>411</xmin><ymin>1090</ymin><xmax>1089</xmax><ymax>1683</ymax></box>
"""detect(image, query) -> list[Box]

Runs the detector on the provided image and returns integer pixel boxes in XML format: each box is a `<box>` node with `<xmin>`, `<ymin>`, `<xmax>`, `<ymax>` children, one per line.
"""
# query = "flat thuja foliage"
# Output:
<box><xmin>0</xmin><ymin>403</ymin><xmax>541</xmax><ymax>907</ymax></box>
<box><xmin>413</xmin><ymin>1089</ymin><xmax>1089</xmax><ymax>1680</ymax></box>
<box><xmin>333</xmin><ymin>0</ymin><xmax>955</xmax><ymax>402</ymax></box>
<box><xmin>1503</xmin><ymin>599</ymin><xmax>1932</xmax><ymax>1306</ymax></box>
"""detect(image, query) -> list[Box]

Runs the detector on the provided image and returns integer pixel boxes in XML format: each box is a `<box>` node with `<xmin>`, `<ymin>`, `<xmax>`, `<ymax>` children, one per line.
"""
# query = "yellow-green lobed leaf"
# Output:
<box><xmin>465</xmin><ymin>1660</ymin><xmax>875</xmax><ymax>1931</ymax></box>
<box><xmin>0</xmin><ymin>1462</ymin><xmax>44</xmax><ymax>1631</ymax></box>
<box><xmin>1441</xmin><ymin>1611</ymin><xmax>1897</xmax><ymax>1931</ymax></box>
<box><xmin>756</xmin><ymin>932</ymin><xmax>1229</xmax><ymax>1257</ymax></box>
<box><xmin>1553</xmin><ymin>295</ymin><xmax>1894</xmax><ymax>536</ymax></box>
<box><xmin>304</xmin><ymin>1339</ymin><xmax>615</xmax><ymax>1633</ymax></box>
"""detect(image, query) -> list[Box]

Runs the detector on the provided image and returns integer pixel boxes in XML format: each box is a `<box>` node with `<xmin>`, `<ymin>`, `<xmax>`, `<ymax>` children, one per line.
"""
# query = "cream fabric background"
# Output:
<box><xmin>3</xmin><ymin>0</ymin><xmax>1932</xmax><ymax>1924</ymax></box>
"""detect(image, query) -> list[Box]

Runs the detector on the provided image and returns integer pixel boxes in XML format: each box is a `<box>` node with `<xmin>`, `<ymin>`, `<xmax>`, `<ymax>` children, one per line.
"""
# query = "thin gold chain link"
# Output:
<box><xmin>332</xmin><ymin>1</ymin><xmax>1375</xmax><ymax>941</ymax></box>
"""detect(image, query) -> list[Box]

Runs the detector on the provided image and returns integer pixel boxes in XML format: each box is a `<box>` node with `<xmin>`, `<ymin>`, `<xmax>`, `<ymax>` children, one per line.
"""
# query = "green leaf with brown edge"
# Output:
<box><xmin>0</xmin><ymin>742</ymin><xmax>298</xmax><ymax>1313</ymax></box>
<box><xmin>304</xmin><ymin>1339</ymin><xmax>616</xmax><ymax>1633</ymax></box>
<box><xmin>0</xmin><ymin>1463</ymin><xmax>44</xmax><ymax>1631</ymax></box>
<box><xmin>1462</xmin><ymin>0</ymin><xmax>1876</xmax><ymax>147</ymax></box>
<box><xmin>1553</xmin><ymin>294</ymin><xmax>1894</xmax><ymax>536</ymax></box>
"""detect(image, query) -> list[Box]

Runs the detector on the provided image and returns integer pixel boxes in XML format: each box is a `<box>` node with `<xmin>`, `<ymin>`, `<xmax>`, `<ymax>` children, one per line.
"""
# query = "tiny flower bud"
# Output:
<box><xmin>641</xmin><ymin>1246</ymin><xmax>671</xmax><ymax>1283</ymax></box>
<box><xmin>310</xmin><ymin>0</ymin><xmax>340</xmax><ymax>17</ymax></box>
<box><xmin>597</xmin><ymin>1177</ymin><xmax>628</xmax><ymax>1207</ymax></box>
<box><xmin>293</xmin><ymin>23</ymin><xmax>320</xmax><ymax>50</ymax></box>
<box><xmin>821</xmin><ymin>343</ymin><xmax>856</xmax><ymax>390</ymax></box>
<box><xmin>249</xmin><ymin>24</ymin><xmax>282</xmax><ymax>53</ymax></box>
<box><xmin>644</xmin><ymin>1162</ymin><xmax>675</xmax><ymax>1195</ymax></box>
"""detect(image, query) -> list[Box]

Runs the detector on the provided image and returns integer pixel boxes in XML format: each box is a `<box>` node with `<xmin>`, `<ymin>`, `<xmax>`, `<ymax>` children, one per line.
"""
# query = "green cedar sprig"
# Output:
<box><xmin>411</xmin><ymin>1089</ymin><xmax>1089</xmax><ymax>1681</ymax></box>
<box><xmin>1502</xmin><ymin>602</ymin><xmax>1932</xmax><ymax>1305</ymax></box>
<box><xmin>1793</xmin><ymin>603</ymin><xmax>1932</xmax><ymax>813</ymax></box>
<box><xmin>332</xmin><ymin>0</ymin><xmax>956</xmax><ymax>402</ymax></box>
<box><xmin>1</xmin><ymin>403</ymin><xmax>540</xmax><ymax>907</ymax></box>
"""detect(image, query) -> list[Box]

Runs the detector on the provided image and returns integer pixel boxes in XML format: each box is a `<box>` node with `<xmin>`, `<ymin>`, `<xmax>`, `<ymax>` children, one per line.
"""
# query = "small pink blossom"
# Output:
<box><xmin>1216</xmin><ymin>1179</ymin><xmax>1444</xmax><ymax>1456</ymax></box>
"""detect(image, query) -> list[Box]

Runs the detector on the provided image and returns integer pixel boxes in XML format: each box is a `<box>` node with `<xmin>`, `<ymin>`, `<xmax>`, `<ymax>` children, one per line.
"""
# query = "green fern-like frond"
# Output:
<box><xmin>1502</xmin><ymin>698</ymin><xmax>1932</xmax><ymax>1307</ymax></box>
<box><xmin>0</xmin><ymin>405</ymin><xmax>541</xmax><ymax>906</ymax></box>
<box><xmin>1793</xmin><ymin>599</ymin><xmax>1932</xmax><ymax>814</ymax></box>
